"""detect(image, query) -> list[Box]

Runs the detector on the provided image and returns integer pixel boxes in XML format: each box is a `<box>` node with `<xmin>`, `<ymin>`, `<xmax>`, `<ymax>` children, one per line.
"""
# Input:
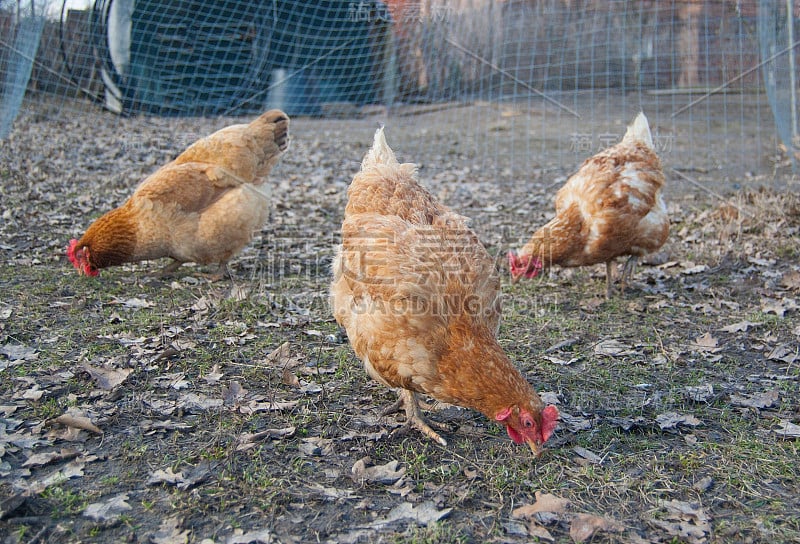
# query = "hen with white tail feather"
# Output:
<box><xmin>331</xmin><ymin>127</ymin><xmax>558</xmax><ymax>454</ymax></box>
<box><xmin>508</xmin><ymin>112</ymin><xmax>668</xmax><ymax>297</ymax></box>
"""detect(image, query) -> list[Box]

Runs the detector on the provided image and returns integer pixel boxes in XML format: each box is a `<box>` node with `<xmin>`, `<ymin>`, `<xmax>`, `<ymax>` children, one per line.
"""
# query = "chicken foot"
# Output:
<box><xmin>385</xmin><ymin>389</ymin><xmax>448</xmax><ymax>446</ymax></box>
<box><xmin>605</xmin><ymin>256</ymin><xmax>638</xmax><ymax>297</ymax></box>
<box><xmin>618</xmin><ymin>255</ymin><xmax>638</xmax><ymax>294</ymax></box>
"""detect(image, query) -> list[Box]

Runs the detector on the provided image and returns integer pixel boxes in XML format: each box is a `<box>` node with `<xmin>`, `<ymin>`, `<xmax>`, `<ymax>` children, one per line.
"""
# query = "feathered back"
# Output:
<box><xmin>621</xmin><ymin>112</ymin><xmax>653</xmax><ymax>149</ymax></box>
<box><xmin>361</xmin><ymin>127</ymin><xmax>399</xmax><ymax>170</ymax></box>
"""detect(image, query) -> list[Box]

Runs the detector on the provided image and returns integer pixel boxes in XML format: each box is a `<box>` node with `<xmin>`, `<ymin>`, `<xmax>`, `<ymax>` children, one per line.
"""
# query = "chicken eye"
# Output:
<box><xmin>523</xmin><ymin>418</ymin><xmax>533</xmax><ymax>428</ymax></box>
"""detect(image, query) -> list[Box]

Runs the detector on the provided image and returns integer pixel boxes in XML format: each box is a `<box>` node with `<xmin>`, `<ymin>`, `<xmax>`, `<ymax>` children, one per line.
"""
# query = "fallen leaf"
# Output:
<box><xmin>238</xmin><ymin>400</ymin><xmax>298</xmax><ymax>414</ymax></box>
<box><xmin>203</xmin><ymin>364</ymin><xmax>224</xmax><ymax>384</ymax></box>
<box><xmin>569</xmin><ymin>513</ymin><xmax>623</xmax><ymax>543</ymax></box>
<box><xmin>682</xmin><ymin>264</ymin><xmax>708</xmax><ymax>275</ymax></box>
<box><xmin>719</xmin><ymin>320</ymin><xmax>762</xmax><ymax>333</ymax></box>
<box><xmin>27</xmin><ymin>460</ymin><xmax>85</xmax><ymax>493</ymax></box>
<box><xmin>176</xmin><ymin>461</ymin><xmax>216</xmax><ymax>490</ymax></box>
<box><xmin>594</xmin><ymin>339</ymin><xmax>635</xmax><ymax>357</ymax></box>
<box><xmin>761</xmin><ymin>297</ymin><xmax>798</xmax><ymax>317</ymax></box>
<box><xmin>310</xmin><ymin>484</ymin><xmax>360</xmax><ymax>500</ymax></box>
<box><xmin>111</xmin><ymin>297</ymin><xmax>155</xmax><ymax>309</ymax></box>
<box><xmin>81</xmin><ymin>363</ymin><xmax>132</xmax><ymax>390</ymax></box>
<box><xmin>572</xmin><ymin>446</ymin><xmax>603</xmax><ymax>465</ymax></box>
<box><xmin>0</xmin><ymin>344</ymin><xmax>38</xmax><ymax>362</ymax></box>
<box><xmin>226</xmin><ymin>528</ymin><xmax>276</xmax><ymax>543</ymax></box>
<box><xmin>780</xmin><ymin>270</ymin><xmax>800</xmax><ymax>290</ymax></box>
<box><xmin>684</xmin><ymin>385</ymin><xmax>714</xmax><ymax>402</ymax></box>
<box><xmin>527</xmin><ymin>523</ymin><xmax>555</xmax><ymax>541</ymax></box>
<box><xmin>177</xmin><ymin>393</ymin><xmax>224</xmax><ymax>412</ymax></box>
<box><xmin>543</xmin><ymin>355</ymin><xmax>579</xmax><ymax>366</ymax></box>
<box><xmin>147</xmin><ymin>467</ymin><xmax>185</xmax><ymax>486</ymax></box>
<box><xmin>235</xmin><ymin>427</ymin><xmax>296</xmax><ymax>451</ymax></box>
<box><xmin>512</xmin><ymin>491</ymin><xmax>570</xmax><ymax>519</ymax></box>
<box><xmin>773</xmin><ymin>420</ymin><xmax>800</xmax><ymax>438</ymax></box>
<box><xmin>55</xmin><ymin>414</ymin><xmax>103</xmax><ymax>435</ymax></box>
<box><xmin>373</xmin><ymin>501</ymin><xmax>452</xmax><ymax>527</ymax></box>
<box><xmin>83</xmin><ymin>493</ymin><xmax>132</xmax><ymax>522</ymax></box>
<box><xmin>23</xmin><ymin>448</ymin><xmax>80</xmax><ymax>468</ymax></box>
<box><xmin>651</xmin><ymin>499</ymin><xmax>711</xmax><ymax>543</ymax></box>
<box><xmin>766</xmin><ymin>344</ymin><xmax>798</xmax><ymax>363</ymax></box>
<box><xmin>151</xmin><ymin>516</ymin><xmax>190</xmax><ymax>544</ymax></box>
<box><xmin>691</xmin><ymin>332</ymin><xmax>721</xmax><ymax>352</ymax></box>
<box><xmin>351</xmin><ymin>457</ymin><xmax>406</xmax><ymax>485</ymax></box>
<box><xmin>693</xmin><ymin>476</ymin><xmax>714</xmax><ymax>492</ymax></box>
<box><xmin>222</xmin><ymin>381</ymin><xmax>248</xmax><ymax>405</ymax></box>
<box><xmin>655</xmin><ymin>412</ymin><xmax>702</xmax><ymax>430</ymax></box>
<box><xmin>299</xmin><ymin>437</ymin><xmax>334</xmax><ymax>456</ymax></box>
<box><xmin>730</xmin><ymin>390</ymin><xmax>779</xmax><ymax>409</ymax></box>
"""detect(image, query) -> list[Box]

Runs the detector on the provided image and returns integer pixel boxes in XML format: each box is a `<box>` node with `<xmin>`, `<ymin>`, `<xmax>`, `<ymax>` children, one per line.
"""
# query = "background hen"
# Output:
<box><xmin>508</xmin><ymin>112</ymin><xmax>668</xmax><ymax>296</ymax></box>
<box><xmin>331</xmin><ymin>128</ymin><xmax>558</xmax><ymax>454</ymax></box>
<box><xmin>67</xmin><ymin>110</ymin><xmax>289</xmax><ymax>278</ymax></box>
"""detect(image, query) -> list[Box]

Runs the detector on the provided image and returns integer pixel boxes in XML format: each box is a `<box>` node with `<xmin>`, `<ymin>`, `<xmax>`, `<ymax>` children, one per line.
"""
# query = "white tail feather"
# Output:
<box><xmin>361</xmin><ymin>126</ymin><xmax>398</xmax><ymax>170</ymax></box>
<box><xmin>622</xmin><ymin>112</ymin><xmax>653</xmax><ymax>149</ymax></box>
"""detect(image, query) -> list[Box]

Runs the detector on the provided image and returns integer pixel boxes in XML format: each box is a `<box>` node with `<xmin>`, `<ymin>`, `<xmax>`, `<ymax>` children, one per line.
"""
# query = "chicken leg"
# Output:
<box><xmin>605</xmin><ymin>261</ymin><xmax>615</xmax><ymax>298</ymax></box>
<box><xmin>384</xmin><ymin>389</ymin><xmax>448</xmax><ymax>446</ymax></box>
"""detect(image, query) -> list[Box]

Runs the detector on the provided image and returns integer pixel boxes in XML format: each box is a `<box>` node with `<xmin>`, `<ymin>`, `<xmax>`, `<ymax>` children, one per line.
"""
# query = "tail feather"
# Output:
<box><xmin>361</xmin><ymin>126</ymin><xmax>398</xmax><ymax>170</ymax></box>
<box><xmin>622</xmin><ymin>112</ymin><xmax>653</xmax><ymax>149</ymax></box>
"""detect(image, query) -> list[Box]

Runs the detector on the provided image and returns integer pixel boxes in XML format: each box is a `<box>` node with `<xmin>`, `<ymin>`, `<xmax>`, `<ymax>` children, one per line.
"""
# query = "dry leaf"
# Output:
<box><xmin>780</xmin><ymin>270</ymin><xmax>800</xmax><ymax>290</ymax></box>
<box><xmin>651</xmin><ymin>499</ymin><xmax>711</xmax><ymax>543</ymax></box>
<box><xmin>81</xmin><ymin>363</ymin><xmax>132</xmax><ymax>390</ymax></box>
<box><xmin>543</xmin><ymin>355</ymin><xmax>579</xmax><ymax>366</ymax></box>
<box><xmin>27</xmin><ymin>460</ymin><xmax>85</xmax><ymax>493</ymax></box>
<box><xmin>527</xmin><ymin>523</ymin><xmax>555</xmax><ymax>541</ymax></box>
<box><xmin>730</xmin><ymin>390</ymin><xmax>779</xmax><ymax>409</ymax></box>
<box><xmin>594</xmin><ymin>339</ymin><xmax>635</xmax><ymax>357</ymax></box>
<box><xmin>299</xmin><ymin>437</ymin><xmax>334</xmax><ymax>456</ymax></box>
<box><xmin>235</xmin><ymin>427</ymin><xmax>296</xmax><ymax>451</ymax></box>
<box><xmin>569</xmin><ymin>513</ymin><xmax>622</xmax><ymax>543</ymax></box>
<box><xmin>656</xmin><ymin>412</ymin><xmax>702</xmax><ymax>430</ymax></box>
<box><xmin>512</xmin><ymin>491</ymin><xmax>570</xmax><ymax>519</ymax></box>
<box><xmin>151</xmin><ymin>516</ymin><xmax>190</xmax><ymax>544</ymax></box>
<box><xmin>573</xmin><ymin>446</ymin><xmax>603</xmax><ymax>465</ymax></box>
<box><xmin>147</xmin><ymin>467</ymin><xmax>185</xmax><ymax>486</ymax></box>
<box><xmin>23</xmin><ymin>448</ymin><xmax>80</xmax><ymax>468</ymax></box>
<box><xmin>766</xmin><ymin>344</ymin><xmax>798</xmax><ymax>363</ymax></box>
<box><xmin>351</xmin><ymin>457</ymin><xmax>406</xmax><ymax>485</ymax></box>
<box><xmin>691</xmin><ymin>332</ymin><xmax>721</xmax><ymax>352</ymax></box>
<box><xmin>55</xmin><ymin>414</ymin><xmax>103</xmax><ymax>435</ymax></box>
<box><xmin>0</xmin><ymin>344</ymin><xmax>38</xmax><ymax>362</ymax></box>
<box><xmin>226</xmin><ymin>528</ymin><xmax>276</xmax><ymax>543</ymax></box>
<box><xmin>83</xmin><ymin>494</ymin><xmax>132</xmax><ymax>522</ymax></box>
<box><xmin>222</xmin><ymin>381</ymin><xmax>248</xmax><ymax>404</ymax></box>
<box><xmin>203</xmin><ymin>364</ymin><xmax>224</xmax><ymax>384</ymax></box>
<box><xmin>238</xmin><ymin>399</ymin><xmax>299</xmax><ymax>414</ymax></box>
<box><xmin>373</xmin><ymin>501</ymin><xmax>452</xmax><ymax>527</ymax></box>
<box><xmin>761</xmin><ymin>297</ymin><xmax>798</xmax><ymax>317</ymax></box>
<box><xmin>773</xmin><ymin>420</ymin><xmax>800</xmax><ymax>438</ymax></box>
<box><xmin>684</xmin><ymin>385</ymin><xmax>714</xmax><ymax>402</ymax></box>
<box><xmin>718</xmin><ymin>320</ymin><xmax>761</xmax><ymax>333</ymax></box>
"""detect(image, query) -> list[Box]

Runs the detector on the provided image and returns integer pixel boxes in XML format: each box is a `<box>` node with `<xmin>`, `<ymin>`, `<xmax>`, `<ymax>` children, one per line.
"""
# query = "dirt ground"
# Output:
<box><xmin>0</xmin><ymin>97</ymin><xmax>799</xmax><ymax>543</ymax></box>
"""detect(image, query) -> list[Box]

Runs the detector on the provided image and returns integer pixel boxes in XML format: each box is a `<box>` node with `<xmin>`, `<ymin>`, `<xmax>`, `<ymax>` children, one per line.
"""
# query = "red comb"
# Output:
<box><xmin>67</xmin><ymin>239</ymin><xmax>79</xmax><ymax>266</ymax></box>
<box><xmin>541</xmin><ymin>405</ymin><xmax>559</xmax><ymax>443</ymax></box>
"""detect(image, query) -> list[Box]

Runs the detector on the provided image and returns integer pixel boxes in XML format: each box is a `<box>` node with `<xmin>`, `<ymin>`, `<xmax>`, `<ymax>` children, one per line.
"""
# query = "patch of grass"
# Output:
<box><xmin>41</xmin><ymin>486</ymin><xmax>90</xmax><ymax>516</ymax></box>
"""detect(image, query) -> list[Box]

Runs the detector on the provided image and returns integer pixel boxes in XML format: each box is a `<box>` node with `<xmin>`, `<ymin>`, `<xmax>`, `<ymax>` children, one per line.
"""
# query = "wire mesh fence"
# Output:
<box><xmin>0</xmin><ymin>0</ymin><xmax>798</xmax><ymax>182</ymax></box>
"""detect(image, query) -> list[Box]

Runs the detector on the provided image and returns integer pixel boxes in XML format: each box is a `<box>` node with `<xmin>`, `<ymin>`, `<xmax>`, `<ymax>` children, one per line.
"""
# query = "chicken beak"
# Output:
<box><xmin>511</xmin><ymin>273</ymin><xmax>521</xmax><ymax>284</ymax></box>
<box><xmin>526</xmin><ymin>438</ymin><xmax>543</xmax><ymax>457</ymax></box>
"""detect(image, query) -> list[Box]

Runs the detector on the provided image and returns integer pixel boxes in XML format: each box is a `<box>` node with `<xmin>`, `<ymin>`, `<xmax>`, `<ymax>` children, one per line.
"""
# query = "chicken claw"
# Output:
<box><xmin>388</xmin><ymin>390</ymin><xmax>448</xmax><ymax>446</ymax></box>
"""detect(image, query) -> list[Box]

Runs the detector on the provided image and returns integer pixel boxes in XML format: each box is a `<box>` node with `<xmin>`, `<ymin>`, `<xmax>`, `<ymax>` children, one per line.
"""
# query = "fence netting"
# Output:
<box><xmin>1</xmin><ymin>1</ymin><xmax>798</xmax><ymax>179</ymax></box>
